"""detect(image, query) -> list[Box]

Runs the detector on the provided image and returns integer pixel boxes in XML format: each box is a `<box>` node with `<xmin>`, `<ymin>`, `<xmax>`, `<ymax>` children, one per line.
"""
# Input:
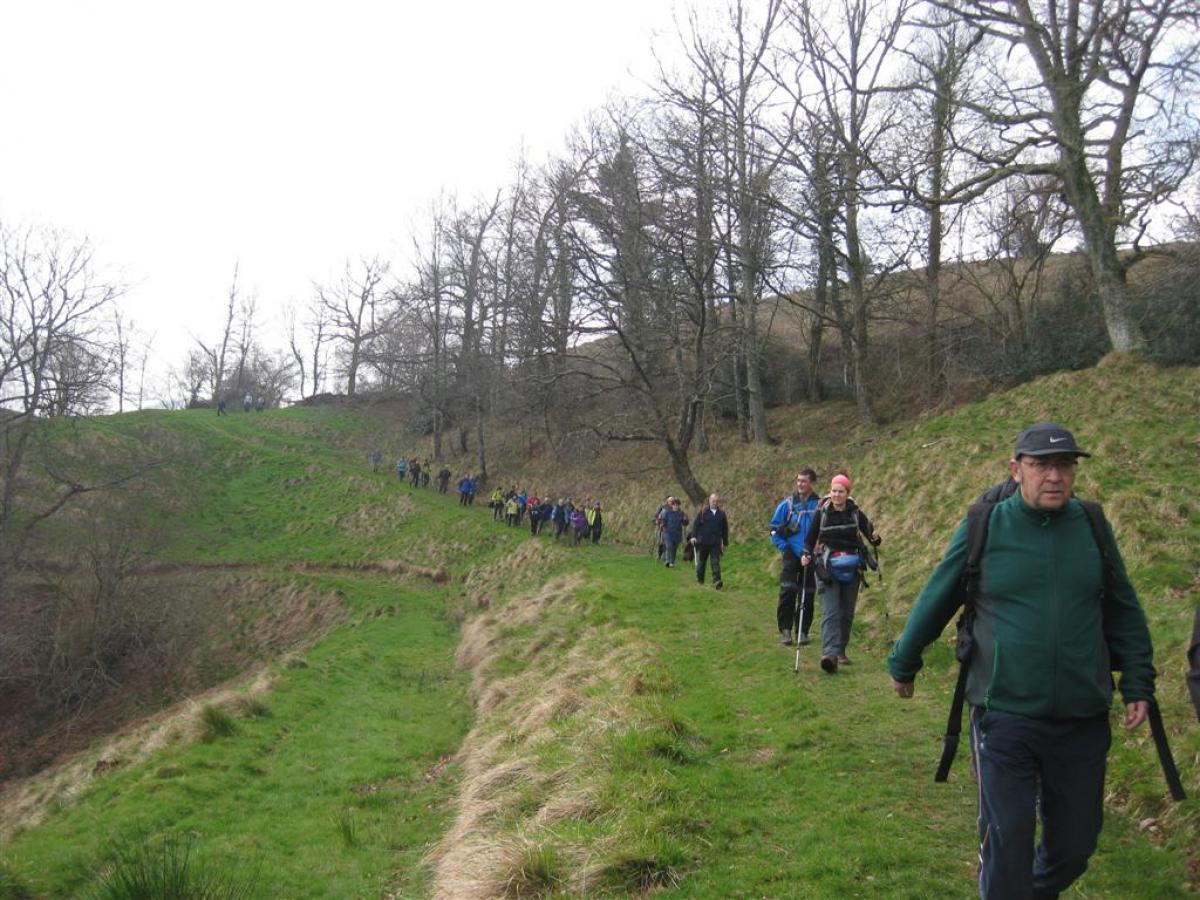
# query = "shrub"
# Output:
<box><xmin>199</xmin><ymin>705</ymin><xmax>238</xmax><ymax>742</ymax></box>
<box><xmin>85</xmin><ymin>835</ymin><xmax>257</xmax><ymax>899</ymax></box>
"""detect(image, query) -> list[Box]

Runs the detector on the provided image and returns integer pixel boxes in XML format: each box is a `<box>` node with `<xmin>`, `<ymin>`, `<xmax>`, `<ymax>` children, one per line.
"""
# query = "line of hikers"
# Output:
<box><xmin>652</xmin><ymin>493</ymin><xmax>730</xmax><ymax>589</ymax></box>
<box><xmin>489</xmin><ymin>487</ymin><xmax>604</xmax><ymax>546</ymax></box>
<box><xmin>372</xmin><ymin>450</ymin><xmax>456</xmax><ymax>494</ymax></box>
<box><xmin>651</xmin><ymin>470</ymin><xmax>880</xmax><ymax>671</ymax></box>
<box><xmin>370</xmin><ymin>450</ymin><xmax>603</xmax><ymax>544</ymax></box>
<box><xmin>374</xmin><ymin>426</ymin><xmax>1195</xmax><ymax>900</ymax></box>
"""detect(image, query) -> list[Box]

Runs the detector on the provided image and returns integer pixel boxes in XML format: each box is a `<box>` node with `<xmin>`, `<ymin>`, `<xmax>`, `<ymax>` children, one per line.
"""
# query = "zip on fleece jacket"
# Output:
<box><xmin>888</xmin><ymin>493</ymin><xmax>1154</xmax><ymax>719</ymax></box>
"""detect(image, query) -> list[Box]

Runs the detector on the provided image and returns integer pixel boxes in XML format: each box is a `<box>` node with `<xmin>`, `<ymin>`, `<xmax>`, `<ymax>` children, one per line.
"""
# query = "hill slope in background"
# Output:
<box><xmin>1</xmin><ymin>357</ymin><xmax>1196</xmax><ymax>897</ymax></box>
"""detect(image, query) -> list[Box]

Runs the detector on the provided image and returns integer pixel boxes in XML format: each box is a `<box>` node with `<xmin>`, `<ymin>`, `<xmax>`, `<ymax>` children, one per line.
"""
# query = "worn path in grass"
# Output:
<box><xmin>426</xmin><ymin>532</ymin><xmax>1195</xmax><ymax>898</ymax></box>
<box><xmin>0</xmin><ymin>410</ymin><xmax>493</xmax><ymax>897</ymax></box>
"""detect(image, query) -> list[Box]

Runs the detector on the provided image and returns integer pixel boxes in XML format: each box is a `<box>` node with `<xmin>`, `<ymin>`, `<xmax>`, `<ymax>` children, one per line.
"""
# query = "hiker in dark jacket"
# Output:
<box><xmin>552</xmin><ymin>499</ymin><xmax>569</xmax><ymax>540</ymax></box>
<box><xmin>587</xmin><ymin>502</ymin><xmax>603</xmax><ymax>544</ymax></box>
<box><xmin>689</xmin><ymin>493</ymin><xmax>729</xmax><ymax>589</ymax></box>
<box><xmin>801</xmin><ymin>473</ymin><xmax>878</xmax><ymax>673</ymax></box>
<box><xmin>659</xmin><ymin>499</ymin><xmax>688</xmax><ymax>567</ymax></box>
<box><xmin>888</xmin><ymin>423</ymin><xmax>1154</xmax><ymax>900</ymax></box>
<box><xmin>437</xmin><ymin>467</ymin><xmax>451</xmax><ymax>494</ymax></box>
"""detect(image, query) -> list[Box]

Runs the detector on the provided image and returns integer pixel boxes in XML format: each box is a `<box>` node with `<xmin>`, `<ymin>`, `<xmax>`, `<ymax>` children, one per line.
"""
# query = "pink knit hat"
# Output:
<box><xmin>831</xmin><ymin>474</ymin><xmax>852</xmax><ymax>492</ymax></box>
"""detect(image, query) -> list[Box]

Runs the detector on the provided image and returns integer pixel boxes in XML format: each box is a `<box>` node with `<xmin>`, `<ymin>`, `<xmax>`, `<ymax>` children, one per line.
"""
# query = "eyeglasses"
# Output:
<box><xmin>1021</xmin><ymin>458</ymin><xmax>1078</xmax><ymax>474</ymax></box>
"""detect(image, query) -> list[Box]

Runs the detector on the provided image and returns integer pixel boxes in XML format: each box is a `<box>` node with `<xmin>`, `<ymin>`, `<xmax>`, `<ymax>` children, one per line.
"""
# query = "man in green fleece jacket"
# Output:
<box><xmin>888</xmin><ymin>422</ymin><xmax>1155</xmax><ymax>900</ymax></box>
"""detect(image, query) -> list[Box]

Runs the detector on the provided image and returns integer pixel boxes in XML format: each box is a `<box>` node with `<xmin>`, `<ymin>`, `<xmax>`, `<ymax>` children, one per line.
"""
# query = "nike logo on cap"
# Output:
<box><xmin>1048</xmin><ymin>437</ymin><xmax>1066</xmax><ymax>443</ymax></box>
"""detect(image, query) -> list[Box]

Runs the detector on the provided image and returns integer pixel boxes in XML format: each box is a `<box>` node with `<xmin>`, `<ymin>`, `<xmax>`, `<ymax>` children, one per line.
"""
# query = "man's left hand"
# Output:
<box><xmin>1124</xmin><ymin>701</ymin><xmax>1149</xmax><ymax>729</ymax></box>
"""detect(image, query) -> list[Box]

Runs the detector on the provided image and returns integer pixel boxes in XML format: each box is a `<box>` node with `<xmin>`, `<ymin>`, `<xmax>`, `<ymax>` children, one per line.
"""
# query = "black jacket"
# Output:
<box><xmin>803</xmin><ymin>500</ymin><xmax>874</xmax><ymax>554</ymax></box>
<box><xmin>691</xmin><ymin>506</ymin><xmax>729</xmax><ymax>547</ymax></box>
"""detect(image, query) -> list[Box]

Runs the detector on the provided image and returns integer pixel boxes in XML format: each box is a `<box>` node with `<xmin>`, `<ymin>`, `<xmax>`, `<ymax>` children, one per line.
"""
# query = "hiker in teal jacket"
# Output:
<box><xmin>888</xmin><ymin>423</ymin><xmax>1155</xmax><ymax>900</ymax></box>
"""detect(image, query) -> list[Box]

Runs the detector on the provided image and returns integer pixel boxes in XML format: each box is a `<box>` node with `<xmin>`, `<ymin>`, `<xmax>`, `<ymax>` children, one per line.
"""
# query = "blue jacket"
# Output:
<box><xmin>660</xmin><ymin>508</ymin><xmax>689</xmax><ymax>542</ymax></box>
<box><xmin>770</xmin><ymin>493</ymin><xmax>819</xmax><ymax>556</ymax></box>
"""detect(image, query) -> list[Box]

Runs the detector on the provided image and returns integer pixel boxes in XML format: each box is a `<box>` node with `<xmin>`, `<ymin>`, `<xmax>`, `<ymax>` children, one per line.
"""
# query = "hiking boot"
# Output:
<box><xmin>713</xmin><ymin>580</ymin><xmax>723</xmax><ymax>590</ymax></box>
<box><xmin>820</xmin><ymin>656</ymin><xmax>838</xmax><ymax>674</ymax></box>
<box><xmin>779</xmin><ymin>629</ymin><xmax>792</xmax><ymax>646</ymax></box>
<box><xmin>798</xmin><ymin>633</ymin><xmax>811</xmax><ymax>645</ymax></box>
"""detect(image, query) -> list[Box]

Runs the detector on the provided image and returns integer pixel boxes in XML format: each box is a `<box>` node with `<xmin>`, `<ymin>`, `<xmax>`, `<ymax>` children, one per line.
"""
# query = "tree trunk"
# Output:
<box><xmin>1089</xmin><ymin>243</ymin><xmax>1146</xmax><ymax>354</ymax></box>
<box><xmin>474</xmin><ymin>394</ymin><xmax>488</xmax><ymax>483</ymax></box>
<box><xmin>665</xmin><ymin>435</ymin><xmax>707</xmax><ymax>507</ymax></box>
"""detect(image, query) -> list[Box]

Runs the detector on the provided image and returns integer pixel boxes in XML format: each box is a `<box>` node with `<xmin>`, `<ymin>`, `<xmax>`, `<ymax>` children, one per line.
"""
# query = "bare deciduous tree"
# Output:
<box><xmin>933</xmin><ymin>0</ymin><xmax>1200</xmax><ymax>354</ymax></box>
<box><xmin>316</xmin><ymin>257</ymin><xmax>389</xmax><ymax>397</ymax></box>
<box><xmin>0</xmin><ymin>223</ymin><xmax>125</xmax><ymax>585</ymax></box>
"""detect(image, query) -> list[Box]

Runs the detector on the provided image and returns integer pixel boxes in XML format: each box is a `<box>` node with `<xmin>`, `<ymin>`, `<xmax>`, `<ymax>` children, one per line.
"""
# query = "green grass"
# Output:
<box><xmin>2</xmin><ymin>360</ymin><xmax>1196</xmax><ymax>897</ymax></box>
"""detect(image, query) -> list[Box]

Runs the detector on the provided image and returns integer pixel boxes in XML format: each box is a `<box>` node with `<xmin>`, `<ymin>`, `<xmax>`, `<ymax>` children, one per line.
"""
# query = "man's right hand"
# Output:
<box><xmin>893</xmin><ymin>680</ymin><xmax>914</xmax><ymax>699</ymax></box>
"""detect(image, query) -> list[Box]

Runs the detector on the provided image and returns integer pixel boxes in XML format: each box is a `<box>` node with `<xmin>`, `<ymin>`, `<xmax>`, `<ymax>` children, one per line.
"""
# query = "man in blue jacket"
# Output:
<box><xmin>770</xmin><ymin>469</ymin><xmax>820</xmax><ymax>646</ymax></box>
<box><xmin>889</xmin><ymin>423</ymin><xmax>1155</xmax><ymax>900</ymax></box>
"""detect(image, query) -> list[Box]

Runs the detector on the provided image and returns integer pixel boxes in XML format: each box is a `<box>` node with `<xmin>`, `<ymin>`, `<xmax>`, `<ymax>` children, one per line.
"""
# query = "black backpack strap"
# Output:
<box><xmin>1148</xmin><ymin>700</ymin><xmax>1187</xmax><ymax>801</ymax></box>
<box><xmin>1076</xmin><ymin>500</ymin><xmax>1114</xmax><ymax>594</ymax></box>
<box><xmin>1077</xmin><ymin>500</ymin><xmax>1184</xmax><ymax>801</ymax></box>
<box><xmin>935</xmin><ymin>500</ymin><xmax>994</xmax><ymax>782</ymax></box>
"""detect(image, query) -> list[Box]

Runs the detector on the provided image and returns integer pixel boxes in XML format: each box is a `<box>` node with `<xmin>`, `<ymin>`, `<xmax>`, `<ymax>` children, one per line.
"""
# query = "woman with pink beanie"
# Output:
<box><xmin>801</xmin><ymin>472</ymin><xmax>880</xmax><ymax>674</ymax></box>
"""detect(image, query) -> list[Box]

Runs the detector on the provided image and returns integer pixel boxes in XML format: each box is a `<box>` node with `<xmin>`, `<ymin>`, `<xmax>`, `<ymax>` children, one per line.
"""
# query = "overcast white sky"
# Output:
<box><xmin>0</xmin><ymin>0</ymin><xmax>690</xmax><ymax>398</ymax></box>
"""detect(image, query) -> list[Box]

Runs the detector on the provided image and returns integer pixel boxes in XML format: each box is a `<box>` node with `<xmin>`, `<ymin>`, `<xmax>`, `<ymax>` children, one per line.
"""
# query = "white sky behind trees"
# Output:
<box><xmin>0</xmin><ymin>0</ymin><xmax>689</xmax><ymax>400</ymax></box>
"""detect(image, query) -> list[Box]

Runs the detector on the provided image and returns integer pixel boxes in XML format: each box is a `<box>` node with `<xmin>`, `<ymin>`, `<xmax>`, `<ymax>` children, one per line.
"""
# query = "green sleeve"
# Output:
<box><xmin>887</xmin><ymin>518</ymin><xmax>969</xmax><ymax>683</ymax></box>
<box><xmin>1099</xmin><ymin>520</ymin><xmax>1156</xmax><ymax>703</ymax></box>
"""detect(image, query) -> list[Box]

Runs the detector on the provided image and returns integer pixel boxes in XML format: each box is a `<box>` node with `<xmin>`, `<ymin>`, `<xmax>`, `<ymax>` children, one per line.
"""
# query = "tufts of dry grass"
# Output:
<box><xmin>425</xmin><ymin>571</ymin><xmax>674</xmax><ymax>899</ymax></box>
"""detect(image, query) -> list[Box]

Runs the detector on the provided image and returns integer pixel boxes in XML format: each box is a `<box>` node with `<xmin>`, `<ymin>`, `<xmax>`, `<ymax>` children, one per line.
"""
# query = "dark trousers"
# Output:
<box><xmin>776</xmin><ymin>549</ymin><xmax>816</xmax><ymax>636</ymax></box>
<box><xmin>695</xmin><ymin>543</ymin><xmax>722</xmax><ymax>584</ymax></box>
<box><xmin>591</xmin><ymin>525</ymin><xmax>602</xmax><ymax>544</ymax></box>
<box><xmin>970</xmin><ymin>708</ymin><xmax>1110</xmax><ymax>900</ymax></box>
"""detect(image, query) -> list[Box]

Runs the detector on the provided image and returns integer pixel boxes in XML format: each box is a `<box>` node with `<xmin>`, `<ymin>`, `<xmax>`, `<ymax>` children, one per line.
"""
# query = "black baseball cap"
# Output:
<box><xmin>1013</xmin><ymin>422</ymin><xmax>1091</xmax><ymax>458</ymax></box>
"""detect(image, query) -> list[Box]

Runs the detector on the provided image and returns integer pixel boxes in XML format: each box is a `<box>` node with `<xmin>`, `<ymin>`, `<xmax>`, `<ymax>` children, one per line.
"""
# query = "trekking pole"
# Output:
<box><xmin>793</xmin><ymin>578</ymin><xmax>808</xmax><ymax>674</ymax></box>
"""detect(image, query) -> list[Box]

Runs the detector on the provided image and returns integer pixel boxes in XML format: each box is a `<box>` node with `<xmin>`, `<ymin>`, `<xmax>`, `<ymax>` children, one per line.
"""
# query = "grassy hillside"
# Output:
<box><xmin>1</xmin><ymin>357</ymin><xmax>1196</xmax><ymax>897</ymax></box>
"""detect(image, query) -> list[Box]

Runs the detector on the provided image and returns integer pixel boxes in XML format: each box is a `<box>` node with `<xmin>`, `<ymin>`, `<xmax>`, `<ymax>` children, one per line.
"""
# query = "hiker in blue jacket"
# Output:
<box><xmin>659</xmin><ymin>498</ymin><xmax>689</xmax><ymax>567</ymax></box>
<box><xmin>770</xmin><ymin>468</ymin><xmax>820</xmax><ymax>646</ymax></box>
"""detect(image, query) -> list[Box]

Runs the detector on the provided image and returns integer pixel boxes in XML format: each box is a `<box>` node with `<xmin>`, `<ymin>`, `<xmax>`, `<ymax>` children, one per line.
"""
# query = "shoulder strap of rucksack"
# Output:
<box><xmin>935</xmin><ymin>498</ymin><xmax>996</xmax><ymax>783</ymax></box>
<box><xmin>1076</xmin><ymin>499</ymin><xmax>1115</xmax><ymax>595</ymax></box>
<box><xmin>1073</xmin><ymin>499</ymin><xmax>1184</xmax><ymax>800</ymax></box>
